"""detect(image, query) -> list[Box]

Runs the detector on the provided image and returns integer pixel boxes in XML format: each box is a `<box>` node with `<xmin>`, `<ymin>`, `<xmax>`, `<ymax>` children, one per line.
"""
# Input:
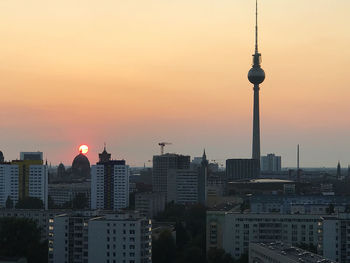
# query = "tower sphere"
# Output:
<box><xmin>248</xmin><ymin>66</ymin><xmax>265</xmax><ymax>85</ymax></box>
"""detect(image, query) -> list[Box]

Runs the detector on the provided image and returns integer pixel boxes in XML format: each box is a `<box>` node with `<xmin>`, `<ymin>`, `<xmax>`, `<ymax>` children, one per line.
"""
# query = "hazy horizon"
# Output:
<box><xmin>1</xmin><ymin>0</ymin><xmax>349</xmax><ymax>167</ymax></box>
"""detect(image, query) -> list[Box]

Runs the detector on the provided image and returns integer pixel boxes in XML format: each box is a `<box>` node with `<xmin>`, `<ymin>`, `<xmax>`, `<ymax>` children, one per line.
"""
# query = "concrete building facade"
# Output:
<box><xmin>152</xmin><ymin>154</ymin><xmax>190</xmax><ymax>201</ymax></box>
<box><xmin>261</xmin><ymin>153</ymin><xmax>281</xmax><ymax>172</ymax></box>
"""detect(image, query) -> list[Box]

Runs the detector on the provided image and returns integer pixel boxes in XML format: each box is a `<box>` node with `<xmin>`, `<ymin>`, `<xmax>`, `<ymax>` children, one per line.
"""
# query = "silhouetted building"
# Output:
<box><xmin>261</xmin><ymin>153</ymin><xmax>281</xmax><ymax>172</ymax></box>
<box><xmin>0</xmin><ymin>151</ymin><xmax>4</xmax><ymax>163</ymax></box>
<box><xmin>72</xmin><ymin>153</ymin><xmax>90</xmax><ymax>179</ymax></box>
<box><xmin>337</xmin><ymin>161</ymin><xmax>341</xmax><ymax>179</ymax></box>
<box><xmin>57</xmin><ymin>163</ymin><xmax>66</xmax><ymax>177</ymax></box>
<box><xmin>20</xmin><ymin>151</ymin><xmax>43</xmax><ymax>161</ymax></box>
<box><xmin>226</xmin><ymin>158</ymin><xmax>259</xmax><ymax>181</ymax></box>
<box><xmin>152</xmin><ymin>153</ymin><xmax>190</xmax><ymax>201</ymax></box>
<box><xmin>248</xmin><ymin>0</ymin><xmax>265</xmax><ymax>161</ymax></box>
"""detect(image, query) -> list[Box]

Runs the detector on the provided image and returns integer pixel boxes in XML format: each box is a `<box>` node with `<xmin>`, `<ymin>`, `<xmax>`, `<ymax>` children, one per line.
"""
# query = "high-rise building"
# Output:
<box><xmin>167</xmin><ymin>150</ymin><xmax>208</xmax><ymax>205</ymax></box>
<box><xmin>0</xmin><ymin>152</ymin><xmax>48</xmax><ymax>209</ymax></box>
<box><xmin>91</xmin><ymin>147</ymin><xmax>129</xmax><ymax>210</ymax></box>
<box><xmin>152</xmin><ymin>153</ymin><xmax>190</xmax><ymax>201</ymax></box>
<box><xmin>50</xmin><ymin>211</ymin><xmax>152</xmax><ymax>263</ymax></box>
<box><xmin>261</xmin><ymin>153</ymin><xmax>281</xmax><ymax>172</ymax></box>
<box><xmin>226</xmin><ymin>159</ymin><xmax>260</xmax><ymax>181</ymax></box>
<box><xmin>0</xmin><ymin>165</ymin><xmax>19</xmax><ymax>207</ymax></box>
<box><xmin>167</xmin><ymin>169</ymin><xmax>199</xmax><ymax>205</ymax></box>
<box><xmin>248</xmin><ymin>0</ymin><xmax>265</xmax><ymax>161</ymax></box>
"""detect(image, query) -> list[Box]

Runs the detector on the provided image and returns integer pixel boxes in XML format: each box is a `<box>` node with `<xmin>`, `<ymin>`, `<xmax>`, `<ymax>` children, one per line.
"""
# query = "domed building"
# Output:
<box><xmin>72</xmin><ymin>153</ymin><xmax>91</xmax><ymax>179</ymax></box>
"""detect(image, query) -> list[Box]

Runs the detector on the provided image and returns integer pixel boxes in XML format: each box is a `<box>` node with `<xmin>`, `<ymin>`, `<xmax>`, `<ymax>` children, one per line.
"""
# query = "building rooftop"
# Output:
<box><xmin>251</xmin><ymin>242</ymin><xmax>335</xmax><ymax>263</ymax></box>
<box><xmin>228</xmin><ymin>179</ymin><xmax>294</xmax><ymax>184</ymax></box>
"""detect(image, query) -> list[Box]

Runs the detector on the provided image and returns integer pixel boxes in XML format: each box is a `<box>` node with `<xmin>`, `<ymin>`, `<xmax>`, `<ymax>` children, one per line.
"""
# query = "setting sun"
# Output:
<box><xmin>79</xmin><ymin>145</ymin><xmax>89</xmax><ymax>155</ymax></box>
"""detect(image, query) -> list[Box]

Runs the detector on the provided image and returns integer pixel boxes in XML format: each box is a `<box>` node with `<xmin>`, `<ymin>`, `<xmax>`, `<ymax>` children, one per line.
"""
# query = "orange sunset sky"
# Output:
<box><xmin>0</xmin><ymin>0</ymin><xmax>349</xmax><ymax>167</ymax></box>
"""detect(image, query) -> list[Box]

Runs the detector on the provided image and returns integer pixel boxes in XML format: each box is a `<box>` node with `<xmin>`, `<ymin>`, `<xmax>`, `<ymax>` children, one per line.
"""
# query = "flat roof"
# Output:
<box><xmin>251</xmin><ymin>242</ymin><xmax>335</xmax><ymax>263</ymax></box>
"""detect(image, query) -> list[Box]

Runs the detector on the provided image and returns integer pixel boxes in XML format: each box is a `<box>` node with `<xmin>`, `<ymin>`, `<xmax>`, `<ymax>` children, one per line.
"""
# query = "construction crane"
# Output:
<box><xmin>158</xmin><ymin>142</ymin><xmax>172</xmax><ymax>155</ymax></box>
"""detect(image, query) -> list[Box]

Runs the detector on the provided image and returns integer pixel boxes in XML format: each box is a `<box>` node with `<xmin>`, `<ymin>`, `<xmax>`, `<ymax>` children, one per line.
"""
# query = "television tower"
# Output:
<box><xmin>248</xmin><ymin>0</ymin><xmax>265</xmax><ymax>160</ymax></box>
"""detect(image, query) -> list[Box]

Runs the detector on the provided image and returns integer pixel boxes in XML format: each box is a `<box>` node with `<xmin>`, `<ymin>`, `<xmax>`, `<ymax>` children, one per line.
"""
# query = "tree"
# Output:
<box><xmin>5</xmin><ymin>196</ymin><xmax>14</xmax><ymax>209</ymax></box>
<box><xmin>15</xmin><ymin>197</ymin><xmax>44</xmax><ymax>209</ymax></box>
<box><xmin>152</xmin><ymin>230</ymin><xmax>176</xmax><ymax>263</ymax></box>
<box><xmin>207</xmin><ymin>248</ymin><xmax>235</xmax><ymax>263</ymax></box>
<box><xmin>72</xmin><ymin>193</ymin><xmax>88</xmax><ymax>209</ymax></box>
<box><xmin>327</xmin><ymin>203</ymin><xmax>335</xmax><ymax>214</ymax></box>
<box><xmin>0</xmin><ymin>217</ymin><xmax>48</xmax><ymax>263</ymax></box>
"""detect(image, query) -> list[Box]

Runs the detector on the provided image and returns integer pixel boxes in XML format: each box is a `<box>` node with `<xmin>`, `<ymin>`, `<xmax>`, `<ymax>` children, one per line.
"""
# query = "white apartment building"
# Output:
<box><xmin>0</xmin><ymin>164</ymin><xmax>19</xmax><ymax>207</ymax></box>
<box><xmin>91</xmin><ymin>161</ymin><xmax>129</xmax><ymax>211</ymax></box>
<box><xmin>88</xmin><ymin>214</ymin><xmax>152</xmax><ymax>263</ymax></box>
<box><xmin>207</xmin><ymin>211</ymin><xmax>323</xmax><ymax>260</ymax></box>
<box><xmin>29</xmin><ymin>165</ymin><xmax>48</xmax><ymax>209</ymax></box>
<box><xmin>0</xmin><ymin>163</ymin><xmax>48</xmax><ymax>209</ymax></box>
<box><xmin>167</xmin><ymin>169</ymin><xmax>203</xmax><ymax>205</ymax></box>
<box><xmin>50</xmin><ymin>212</ymin><xmax>152</xmax><ymax>263</ymax></box>
<box><xmin>319</xmin><ymin>213</ymin><xmax>350</xmax><ymax>263</ymax></box>
<box><xmin>261</xmin><ymin>153</ymin><xmax>281</xmax><ymax>172</ymax></box>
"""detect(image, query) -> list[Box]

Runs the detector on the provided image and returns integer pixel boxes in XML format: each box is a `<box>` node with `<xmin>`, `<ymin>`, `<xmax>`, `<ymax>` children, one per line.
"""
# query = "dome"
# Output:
<box><xmin>72</xmin><ymin>153</ymin><xmax>90</xmax><ymax>178</ymax></box>
<box><xmin>248</xmin><ymin>66</ymin><xmax>265</xmax><ymax>85</ymax></box>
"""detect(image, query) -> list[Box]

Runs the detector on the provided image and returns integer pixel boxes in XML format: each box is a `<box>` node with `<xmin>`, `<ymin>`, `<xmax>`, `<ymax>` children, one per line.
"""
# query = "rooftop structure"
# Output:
<box><xmin>250</xmin><ymin>242</ymin><xmax>335</xmax><ymax>263</ymax></box>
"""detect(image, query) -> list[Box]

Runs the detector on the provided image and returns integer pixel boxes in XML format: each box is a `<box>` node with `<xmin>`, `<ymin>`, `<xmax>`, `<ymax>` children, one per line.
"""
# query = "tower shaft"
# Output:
<box><xmin>252</xmin><ymin>84</ymin><xmax>260</xmax><ymax>160</ymax></box>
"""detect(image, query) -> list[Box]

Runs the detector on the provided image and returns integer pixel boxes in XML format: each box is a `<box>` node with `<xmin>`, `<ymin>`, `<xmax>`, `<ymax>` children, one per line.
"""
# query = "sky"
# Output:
<box><xmin>0</xmin><ymin>0</ymin><xmax>349</xmax><ymax>168</ymax></box>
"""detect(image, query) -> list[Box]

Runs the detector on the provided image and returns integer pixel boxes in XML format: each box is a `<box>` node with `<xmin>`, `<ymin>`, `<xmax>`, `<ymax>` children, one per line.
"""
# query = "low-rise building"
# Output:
<box><xmin>207</xmin><ymin>211</ymin><xmax>323</xmax><ymax>260</ymax></box>
<box><xmin>135</xmin><ymin>192</ymin><xmax>165</xmax><ymax>218</ymax></box>
<box><xmin>48</xmin><ymin>182</ymin><xmax>90</xmax><ymax>206</ymax></box>
<box><xmin>249</xmin><ymin>242</ymin><xmax>335</xmax><ymax>263</ymax></box>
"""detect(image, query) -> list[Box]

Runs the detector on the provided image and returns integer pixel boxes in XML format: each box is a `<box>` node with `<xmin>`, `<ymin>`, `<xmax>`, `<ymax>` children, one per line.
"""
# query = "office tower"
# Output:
<box><xmin>91</xmin><ymin>147</ymin><xmax>129</xmax><ymax>210</ymax></box>
<box><xmin>152</xmin><ymin>153</ymin><xmax>190</xmax><ymax>201</ymax></box>
<box><xmin>248</xmin><ymin>0</ymin><xmax>265</xmax><ymax>161</ymax></box>
<box><xmin>226</xmin><ymin>159</ymin><xmax>260</xmax><ymax>181</ymax></box>
<box><xmin>167</xmin><ymin>169</ymin><xmax>200</xmax><ymax>205</ymax></box>
<box><xmin>261</xmin><ymin>153</ymin><xmax>282</xmax><ymax>172</ymax></box>
<box><xmin>50</xmin><ymin>211</ymin><xmax>152</xmax><ymax>263</ymax></box>
<box><xmin>0</xmin><ymin>152</ymin><xmax>48</xmax><ymax>209</ymax></box>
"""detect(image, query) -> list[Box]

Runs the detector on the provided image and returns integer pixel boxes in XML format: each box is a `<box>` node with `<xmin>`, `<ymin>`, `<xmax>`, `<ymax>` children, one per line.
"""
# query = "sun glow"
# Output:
<box><xmin>79</xmin><ymin>145</ymin><xmax>89</xmax><ymax>154</ymax></box>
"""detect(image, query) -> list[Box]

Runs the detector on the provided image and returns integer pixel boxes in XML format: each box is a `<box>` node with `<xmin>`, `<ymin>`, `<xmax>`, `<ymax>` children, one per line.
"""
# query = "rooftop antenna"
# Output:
<box><xmin>297</xmin><ymin>144</ymin><xmax>300</xmax><ymax>171</ymax></box>
<box><xmin>255</xmin><ymin>0</ymin><xmax>258</xmax><ymax>54</ymax></box>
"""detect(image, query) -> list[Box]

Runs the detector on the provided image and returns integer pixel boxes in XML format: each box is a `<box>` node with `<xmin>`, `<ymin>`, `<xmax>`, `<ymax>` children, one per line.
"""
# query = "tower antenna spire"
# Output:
<box><xmin>255</xmin><ymin>0</ymin><xmax>258</xmax><ymax>53</ymax></box>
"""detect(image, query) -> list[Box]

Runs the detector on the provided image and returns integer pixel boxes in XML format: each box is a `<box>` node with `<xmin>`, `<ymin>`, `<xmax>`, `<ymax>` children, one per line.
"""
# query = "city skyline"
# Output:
<box><xmin>1</xmin><ymin>0</ymin><xmax>350</xmax><ymax>167</ymax></box>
